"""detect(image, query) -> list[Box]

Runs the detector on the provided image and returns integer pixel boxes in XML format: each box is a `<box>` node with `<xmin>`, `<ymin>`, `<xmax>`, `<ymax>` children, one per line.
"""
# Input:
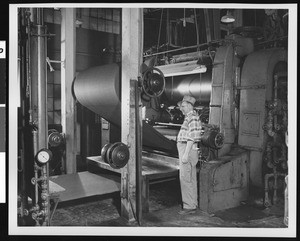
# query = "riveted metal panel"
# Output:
<box><xmin>213</xmin><ymin>154</ymin><xmax>248</xmax><ymax>191</ymax></box>
<box><xmin>209</xmin><ymin>107</ymin><xmax>221</xmax><ymax>126</ymax></box>
<box><xmin>241</xmin><ymin>111</ymin><xmax>260</xmax><ymax>137</ymax></box>
<box><xmin>238</xmin><ymin>89</ymin><xmax>266</xmax><ymax>148</ymax></box>
<box><xmin>199</xmin><ymin>150</ymin><xmax>249</xmax><ymax>213</ymax></box>
<box><xmin>210</xmin><ymin>87</ymin><xmax>223</xmax><ymax>105</ymax></box>
<box><xmin>238</xmin><ymin>48</ymin><xmax>287</xmax><ymax>148</ymax></box>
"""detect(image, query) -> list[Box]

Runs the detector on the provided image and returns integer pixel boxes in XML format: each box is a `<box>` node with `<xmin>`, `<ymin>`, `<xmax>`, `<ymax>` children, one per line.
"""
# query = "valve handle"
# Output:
<box><xmin>141</xmin><ymin>67</ymin><xmax>165</xmax><ymax>98</ymax></box>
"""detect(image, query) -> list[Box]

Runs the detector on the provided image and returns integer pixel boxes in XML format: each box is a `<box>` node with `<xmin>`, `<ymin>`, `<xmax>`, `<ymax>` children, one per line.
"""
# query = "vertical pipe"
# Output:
<box><xmin>283</xmin><ymin>175</ymin><xmax>288</xmax><ymax>226</ymax></box>
<box><xmin>32</xmin><ymin>130</ymin><xmax>39</xmax><ymax>206</ymax></box>
<box><xmin>30</xmin><ymin>8</ymin><xmax>49</xmax><ymax>225</ymax></box>
<box><xmin>273</xmin><ymin>74</ymin><xmax>278</xmax><ymax>132</ymax></box>
<box><xmin>19</xmin><ymin>9</ymin><xmax>28</xmax><ymax>218</ymax></box>
<box><xmin>30</xmin><ymin>8</ymin><xmax>48</xmax><ymax>151</ymax></box>
<box><xmin>234</xmin><ymin>67</ymin><xmax>240</xmax><ymax>134</ymax></box>
<box><xmin>273</xmin><ymin>167</ymin><xmax>278</xmax><ymax>204</ymax></box>
<box><xmin>135</xmin><ymin>80</ymin><xmax>142</xmax><ymax>225</ymax></box>
<box><xmin>41</xmin><ymin>163</ymin><xmax>48</xmax><ymax>226</ymax></box>
<box><xmin>26</xmin><ymin>10</ymin><xmax>32</xmax><ymax>124</ymax></box>
<box><xmin>203</xmin><ymin>9</ymin><xmax>211</xmax><ymax>42</ymax></box>
<box><xmin>264</xmin><ymin>173</ymin><xmax>272</xmax><ymax>207</ymax></box>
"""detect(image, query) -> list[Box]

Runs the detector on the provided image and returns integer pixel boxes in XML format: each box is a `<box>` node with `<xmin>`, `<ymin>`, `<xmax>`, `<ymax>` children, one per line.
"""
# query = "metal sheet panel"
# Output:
<box><xmin>199</xmin><ymin>149</ymin><xmax>249</xmax><ymax>213</ymax></box>
<box><xmin>213</xmin><ymin>154</ymin><xmax>248</xmax><ymax>192</ymax></box>
<box><xmin>239</xmin><ymin>89</ymin><xmax>266</xmax><ymax>148</ymax></box>
<box><xmin>238</xmin><ymin>48</ymin><xmax>287</xmax><ymax>148</ymax></box>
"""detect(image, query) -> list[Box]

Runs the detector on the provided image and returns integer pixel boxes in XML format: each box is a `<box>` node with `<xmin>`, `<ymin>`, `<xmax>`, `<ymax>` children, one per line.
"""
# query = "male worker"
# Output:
<box><xmin>177</xmin><ymin>95</ymin><xmax>202</xmax><ymax>215</ymax></box>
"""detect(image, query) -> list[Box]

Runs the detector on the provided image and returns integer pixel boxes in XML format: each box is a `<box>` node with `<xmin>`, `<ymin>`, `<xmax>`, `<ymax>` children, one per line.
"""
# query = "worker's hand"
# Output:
<box><xmin>182</xmin><ymin>152</ymin><xmax>189</xmax><ymax>164</ymax></box>
<box><xmin>200</xmin><ymin>126</ymin><xmax>205</xmax><ymax>135</ymax></box>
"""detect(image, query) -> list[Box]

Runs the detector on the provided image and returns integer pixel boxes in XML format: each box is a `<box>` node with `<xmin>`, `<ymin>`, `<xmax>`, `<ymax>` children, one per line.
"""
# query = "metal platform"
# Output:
<box><xmin>49</xmin><ymin>171</ymin><xmax>120</xmax><ymax>202</ymax></box>
<box><xmin>87</xmin><ymin>152</ymin><xmax>179</xmax><ymax>177</ymax></box>
<box><xmin>87</xmin><ymin>152</ymin><xmax>180</xmax><ymax>212</ymax></box>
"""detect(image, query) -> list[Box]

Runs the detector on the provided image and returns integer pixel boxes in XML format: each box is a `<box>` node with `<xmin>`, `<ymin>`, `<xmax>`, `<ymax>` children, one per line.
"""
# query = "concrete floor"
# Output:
<box><xmin>50</xmin><ymin>179</ymin><xmax>287</xmax><ymax>229</ymax></box>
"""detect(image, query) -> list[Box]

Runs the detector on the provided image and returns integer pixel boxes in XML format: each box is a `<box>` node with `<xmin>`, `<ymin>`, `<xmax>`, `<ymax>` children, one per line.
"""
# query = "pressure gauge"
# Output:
<box><xmin>35</xmin><ymin>148</ymin><xmax>52</xmax><ymax>164</ymax></box>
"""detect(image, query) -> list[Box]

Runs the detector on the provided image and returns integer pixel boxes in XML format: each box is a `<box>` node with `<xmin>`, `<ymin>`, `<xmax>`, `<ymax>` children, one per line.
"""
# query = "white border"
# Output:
<box><xmin>9</xmin><ymin>3</ymin><xmax>297</xmax><ymax>237</ymax></box>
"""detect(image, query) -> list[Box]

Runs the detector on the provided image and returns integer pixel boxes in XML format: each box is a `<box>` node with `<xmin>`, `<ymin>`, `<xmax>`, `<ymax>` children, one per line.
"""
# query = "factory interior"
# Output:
<box><xmin>12</xmin><ymin>5</ymin><xmax>294</xmax><ymax>233</ymax></box>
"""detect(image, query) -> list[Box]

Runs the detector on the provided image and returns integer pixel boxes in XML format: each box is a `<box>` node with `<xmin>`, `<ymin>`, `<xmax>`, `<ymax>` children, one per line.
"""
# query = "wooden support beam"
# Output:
<box><xmin>61</xmin><ymin>8</ymin><xmax>77</xmax><ymax>174</ymax></box>
<box><xmin>121</xmin><ymin>8</ymin><xmax>143</xmax><ymax>223</ymax></box>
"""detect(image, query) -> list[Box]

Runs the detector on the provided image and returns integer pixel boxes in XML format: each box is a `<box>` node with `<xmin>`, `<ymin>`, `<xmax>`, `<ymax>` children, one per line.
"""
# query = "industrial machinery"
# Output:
<box><xmin>17</xmin><ymin>7</ymin><xmax>288</xmax><ymax>226</ymax></box>
<box><xmin>74</xmin><ymin>31</ymin><xmax>287</xmax><ymax>213</ymax></box>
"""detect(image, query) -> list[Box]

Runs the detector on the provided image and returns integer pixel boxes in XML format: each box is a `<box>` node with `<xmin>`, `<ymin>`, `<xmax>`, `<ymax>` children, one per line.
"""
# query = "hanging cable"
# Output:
<box><xmin>194</xmin><ymin>8</ymin><xmax>200</xmax><ymax>51</ymax></box>
<box><xmin>167</xmin><ymin>9</ymin><xmax>169</xmax><ymax>51</ymax></box>
<box><xmin>183</xmin><ymin>8</ymin><xmax>186</xmax><ymax>27</ymax></box>
<box><xmin>155</xmin><ymin>9</ymin><xmax>164</xmax><ymax>65</ymax></box>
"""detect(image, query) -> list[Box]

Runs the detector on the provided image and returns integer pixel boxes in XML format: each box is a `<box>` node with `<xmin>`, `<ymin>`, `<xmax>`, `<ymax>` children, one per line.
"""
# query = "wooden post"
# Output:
<box><xmin>121</xmin><ymin>8</ymin><xmax>143</xmax><ymax>223</ymax></box>
<box><xmin>61</xmin><ymin>8</ymin><xmax>77</xmax><ymax>174</ymax></box>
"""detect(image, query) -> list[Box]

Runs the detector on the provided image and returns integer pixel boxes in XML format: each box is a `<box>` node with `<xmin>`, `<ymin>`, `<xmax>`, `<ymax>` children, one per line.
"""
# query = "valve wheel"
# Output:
<box><xmin>142</xmin><ymin>67</ymin><xmax>165</xmax><ymax>98</ymax></box>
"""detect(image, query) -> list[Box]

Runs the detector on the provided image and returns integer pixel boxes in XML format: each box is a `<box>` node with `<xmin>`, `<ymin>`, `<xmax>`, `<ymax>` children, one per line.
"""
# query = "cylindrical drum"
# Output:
<box><xmin>164</xmin><ymin>72</ymin><xmax>212</xmax><ymax>105</ymax></box>
<box><xmin>73</xmin><ymin>64</ymin><xmax>177</xmax><ymax>154</ymax></box>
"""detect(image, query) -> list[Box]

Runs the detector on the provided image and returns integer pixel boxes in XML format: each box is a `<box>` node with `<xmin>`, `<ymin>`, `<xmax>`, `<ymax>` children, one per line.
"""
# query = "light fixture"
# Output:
<box><xmin>75</xmin><ymin>18</ymin><xmax>83</xmax><ymax>25</ymax></box>
<box><xmin>221</xmin><ymin>10</ymin><xmax>235</xmax><ymax>23</ymax></box>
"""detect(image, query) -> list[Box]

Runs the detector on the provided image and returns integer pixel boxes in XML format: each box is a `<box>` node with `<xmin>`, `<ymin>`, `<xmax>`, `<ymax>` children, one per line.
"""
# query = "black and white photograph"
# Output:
<box><xmin>0</xmin><ymin>39</ymin><xmax>7</xmax><ymax>205</ymax></box>
<box><xmin>7</xmin><ymin>2</ymin><xmax>297</xmax><ymax>238</ymax></box>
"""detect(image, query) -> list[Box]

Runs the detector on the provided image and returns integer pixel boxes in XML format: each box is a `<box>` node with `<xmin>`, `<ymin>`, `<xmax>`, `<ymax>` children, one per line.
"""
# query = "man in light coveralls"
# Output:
<box><xmin>177</xmin><ymin>95</ymin><xmax>202</xmax><ymax>215</ymax></box>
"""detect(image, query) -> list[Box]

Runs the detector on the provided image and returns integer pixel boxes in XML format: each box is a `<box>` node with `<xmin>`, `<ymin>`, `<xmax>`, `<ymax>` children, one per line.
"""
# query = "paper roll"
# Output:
<box><xmin>74</xmin><ymin>64</ymin><xmax>177</xmax><ymax>154</ymax></box>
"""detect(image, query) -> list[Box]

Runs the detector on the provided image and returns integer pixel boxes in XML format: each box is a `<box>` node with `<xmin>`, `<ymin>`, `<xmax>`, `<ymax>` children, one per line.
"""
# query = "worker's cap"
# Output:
<box><xmin>177</xmin><ymin>95</ymin><xmax>196</xmax><ymax>107</ymax></box>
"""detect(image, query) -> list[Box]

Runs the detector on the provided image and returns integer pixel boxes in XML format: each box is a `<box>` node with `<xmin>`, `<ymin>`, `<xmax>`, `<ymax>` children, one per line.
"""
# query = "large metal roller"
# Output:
<box><xmin>73</xmin><ymin>64</ymin><xmax>177</xmax><ymax>154</ymax></box>
<box><xmin>164</xmin><ymin>72</ymin><xmax>212</xmax><ymax>105</ymax></box>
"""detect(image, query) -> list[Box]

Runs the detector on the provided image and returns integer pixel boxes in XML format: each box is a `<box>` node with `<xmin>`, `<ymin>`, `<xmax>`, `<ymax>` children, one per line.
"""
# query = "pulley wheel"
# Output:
<box><xmin>142</xmin><ymin>67</ymin><xmax>165</xmax><ymax>98</ymax></box>
<box><xmin>106</xmin><ymin>142</ymin><xmax>129</xmax><ymax>169</ymax></box>
<box><xmin>201</xmin><ymin>130</ymin><xmax>224</xmax><ymax>149</ymax></box>
<box><xmin>101</xmin><ymin>143</ymin><xmax>112</xmax><ymax>163</ymax></box>
<box><xmin>214</xmin><ymin>132</ymin><xmax>224</xmax><ymax>149</ymax></box>
<box><xmin>48</xmin><ymin>129</ymin><xmax>64</xmax><ymax>147</ymax></box>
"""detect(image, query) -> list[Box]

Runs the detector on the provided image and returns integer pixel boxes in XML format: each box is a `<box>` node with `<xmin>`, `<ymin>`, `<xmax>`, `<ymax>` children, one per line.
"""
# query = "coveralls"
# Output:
<box><xmin>177</xmin><ymin>110</ymin><xmax>201</xmax><ymax>210</ymax></box>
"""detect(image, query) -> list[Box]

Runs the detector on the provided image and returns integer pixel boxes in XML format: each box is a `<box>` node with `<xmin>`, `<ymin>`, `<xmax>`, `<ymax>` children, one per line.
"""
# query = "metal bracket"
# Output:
<box><xmin>31</xmin><ymin>33</ymin><xmax>56</xmax><ymax>38</ymax></box>
<box><xmin>236</xmin><ymin>84</ymin><xmax>266</xmax><ymax>90</ymax></box>
<box><xmin>46</xmin><ymin>57</ymin><xmax>65</xmax><ymax>72</ymax></box>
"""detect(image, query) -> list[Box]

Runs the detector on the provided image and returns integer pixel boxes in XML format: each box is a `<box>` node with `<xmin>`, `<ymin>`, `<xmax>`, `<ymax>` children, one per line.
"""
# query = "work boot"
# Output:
<box><xmin>178</xmin><ymin>208</ymin><xmax>197</xmax><ymax>215</ymax></box>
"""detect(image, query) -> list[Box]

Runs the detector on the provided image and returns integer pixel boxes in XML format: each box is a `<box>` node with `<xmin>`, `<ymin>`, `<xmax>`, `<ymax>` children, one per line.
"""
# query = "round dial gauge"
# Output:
<box><xmin>36</xmin><ymin>148</ymin><xmax>52</xmax><ymax>164</ymax></box>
